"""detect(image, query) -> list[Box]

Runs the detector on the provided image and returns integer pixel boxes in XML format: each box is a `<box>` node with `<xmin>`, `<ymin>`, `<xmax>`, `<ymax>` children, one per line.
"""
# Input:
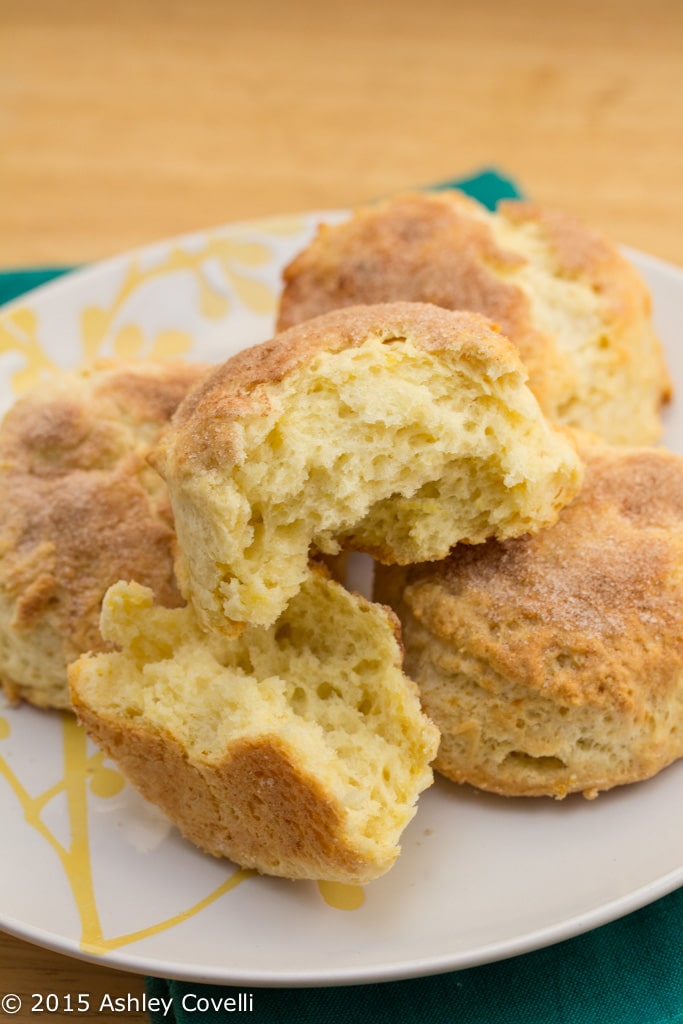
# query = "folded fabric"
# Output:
<box><xmin>0</xmin><ymin>265</ymin><xmax>75</xmax><ymax>306</ymax></box>
<box><xmin>2</xmin><ymin>168</ymin><xmax>681</xmax><ymax>1024</ymax></box>
<box><xmin>425</xmin><ymin>166</ymin><xmax>522</xmax><ymax>205</ymax></box>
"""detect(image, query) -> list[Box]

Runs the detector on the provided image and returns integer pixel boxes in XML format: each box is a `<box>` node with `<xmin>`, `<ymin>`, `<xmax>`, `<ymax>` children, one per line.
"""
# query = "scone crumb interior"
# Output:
<box><xmin>69</xmin><ymin>573</ymin><xmax>439</xmax><ymax>883</ymax></box>
<box><xmin>156</xmin><ymin>303</ymin><xmax>583</xmax><ymax>632</ymax></box>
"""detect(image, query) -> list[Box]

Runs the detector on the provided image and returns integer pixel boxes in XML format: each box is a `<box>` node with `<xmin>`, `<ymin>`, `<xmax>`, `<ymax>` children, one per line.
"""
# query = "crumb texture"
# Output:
<box><xmin>375</xmin><ymin>434</ymin><xmax>683</xmax><ymax>798</ymax></box>
<box><xmin>155</xmin><ymin>302</ymin><xmax>583</xmax><ymax>632</ymax></box>
<box><xmin>69</xmin><ymin>573</ymin><xmax>439</xmax><ymax>883</ymax></box>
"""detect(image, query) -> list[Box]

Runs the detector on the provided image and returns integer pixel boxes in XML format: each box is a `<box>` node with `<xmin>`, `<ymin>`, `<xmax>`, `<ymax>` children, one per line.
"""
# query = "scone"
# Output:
<box><xmin>0</xmin><ymin>358</ymin><xmax>208</xmax><ymax>710</ymax></box>
<box><xmin>375</xmin><ymin>435</ymin><xmax>683</xmax><ymax>799</ymax></box>
<box><xmin>153</xmin><ymin>302</ymin><xmax>583</xmax><ymax>633</ymax></box>
<box><xmin>277</xmin><ymin>191</ymin><xmax>670</xmax><ymax>445</ymax></box>
<box><xmin>69</xmin><ymin>572</ymin><xmax>440</xmax><ymax>884</ymax></box>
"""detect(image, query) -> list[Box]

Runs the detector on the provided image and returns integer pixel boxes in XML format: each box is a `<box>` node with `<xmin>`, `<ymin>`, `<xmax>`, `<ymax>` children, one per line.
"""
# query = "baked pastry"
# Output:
<box><xmin>0</xmin><ymin>358</ymin><xmax>208</xmax><ymax>710</ymax></box>
<box><xmin>153</xmin><ymin>301</ymin><xmax>583</xmax><ymax>633</ymax></box>
<box><xmin>277</xmin><ymin>191</ymin><xmax>670</xmax><ymax>445</ymax></box>
<box><xmin>69</xmin><ymin>572</ymin><xmax>440</xmax><ymax>883</ymax></box>
<box><xmin>375</xmin><ymin>434</ymin><xmax>683</xmax><ymax>799</ymax></box>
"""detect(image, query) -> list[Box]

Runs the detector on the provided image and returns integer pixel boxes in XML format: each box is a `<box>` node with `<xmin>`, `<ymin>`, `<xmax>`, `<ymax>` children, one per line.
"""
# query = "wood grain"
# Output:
<box><xmin>0</xmin><ymin>0</ymin><xmax>681</xmax><ymax>1005</ymax></box>
<box><xmin>1</xmin><ymin>0</ymin><xmax>682</xmax><ymax>268</ymax></box>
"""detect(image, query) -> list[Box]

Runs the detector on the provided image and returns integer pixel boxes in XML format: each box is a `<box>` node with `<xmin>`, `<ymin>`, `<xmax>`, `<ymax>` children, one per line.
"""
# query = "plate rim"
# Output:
<box><xmin>0</xmin><ymin>860</ymin><xmax>681</xmax><ymax>988</ymax></box>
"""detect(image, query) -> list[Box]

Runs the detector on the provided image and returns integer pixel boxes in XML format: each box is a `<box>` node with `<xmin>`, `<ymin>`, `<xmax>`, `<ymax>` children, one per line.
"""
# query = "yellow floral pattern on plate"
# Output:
<box><xmin>0</xmin><ymin>713</ymin><xmax>362</xmax><ymax>953</ymax></box>
<box><xmin>0</xmin><ymin>714</ymin><xmax>256</xmax><ymax>953</ymax></box>
<box><xmin>0</xmin><ymin>231</ymin><xmax>281</xmax><ymax>394</ymax></box>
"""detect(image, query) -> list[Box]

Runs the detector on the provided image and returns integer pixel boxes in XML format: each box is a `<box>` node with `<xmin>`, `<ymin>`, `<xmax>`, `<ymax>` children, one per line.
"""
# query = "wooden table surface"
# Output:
<box><xmin>1</xmin><ymin>0</ymin><xmax>682</xmax><ymax>1013</ymax></box>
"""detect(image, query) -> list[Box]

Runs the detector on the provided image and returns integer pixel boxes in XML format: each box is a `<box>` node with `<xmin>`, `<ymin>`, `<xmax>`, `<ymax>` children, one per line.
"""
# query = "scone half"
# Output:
<box><xmin>69</xmin><ymin>572</ymin><xmax>440</xmax><ymax>884</ymax></box>
<box><xmin>153</xmin><ymin>301</ymin><xmax>583</xmax><ymax>632</ymax></box>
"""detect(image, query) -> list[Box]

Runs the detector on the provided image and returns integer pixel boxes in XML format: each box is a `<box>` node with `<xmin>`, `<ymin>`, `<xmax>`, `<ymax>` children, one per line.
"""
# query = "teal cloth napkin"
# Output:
<box><xmin>3</xmin><ymin>168</ymin><xmax>681</xmax><ymax>1024</ymax></box>
<box><xmin>0</xmin><ymin>265</ymin><xmax>75</xmax><ymax>306</ymax></box>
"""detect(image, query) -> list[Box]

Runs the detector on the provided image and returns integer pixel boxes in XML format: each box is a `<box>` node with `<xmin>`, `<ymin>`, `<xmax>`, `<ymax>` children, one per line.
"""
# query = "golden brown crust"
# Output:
<box><xmin>70</xmin><ymin>691</ymin><xmax>378</xmax><ymax>882</ymax></box>
<box><xmin>278</xmin><ymin>193</ymin><xmax>525</xmax><ymax>331</ymax></box>
<box><xmin>2</xmin><ymin>468</ymin><xmax>179</xmax><ymax>652</ymax></box>
<box><xmin>0</xmin><ymin>359</ymin><xmax>208</xmax><ymax>709</ymax></box>
<box><xmin>276</xmin><ymin>194</ymin><xmax>558</xmax><ymax>409</ymax></box>
<box><xmin>275</xmin><ymin>191</ymin><xmax>671</xmax><ymax>442</ymax></box>
<box><xmin>379</xmin><ymin>434</ymin><xmax>683</xmax><ymax>797</ymax></box>
<box><xmin>155</xmin><ymin>300</ymin><xmax>522</xmax><ymax>473</ymax></box>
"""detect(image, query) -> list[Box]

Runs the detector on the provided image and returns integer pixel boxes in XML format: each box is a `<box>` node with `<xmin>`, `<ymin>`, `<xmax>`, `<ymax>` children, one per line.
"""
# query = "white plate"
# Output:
<box><xmin>0</xmin><ymin>213</ymin><xmax>682</xmax><ymax>988</ymax></box>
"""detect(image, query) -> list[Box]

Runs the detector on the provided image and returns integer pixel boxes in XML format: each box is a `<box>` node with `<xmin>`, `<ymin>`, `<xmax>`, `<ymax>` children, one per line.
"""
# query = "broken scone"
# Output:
<box><xmin>69</xmin><ymin>572</ymin><xmax>440</xmax><ymax>883</ymax></box>
<box><xmin>153</xmin><ymin>302</ymin><xmax>583</xmax><ymax>632</ymax></box>
<box><xmin>277</xmin><ymin>191</ymin><xmax>671</xmax><ymax>445</ymax></box>
<box><xmin>0</xmin><ymin>358</ymin><xmax>208</xmax><ymax>710</ymax></box>
<box><xmin>375</xmin><ymin>434</ymin><xmax>683</xmax><ymax>799</ymax></box>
